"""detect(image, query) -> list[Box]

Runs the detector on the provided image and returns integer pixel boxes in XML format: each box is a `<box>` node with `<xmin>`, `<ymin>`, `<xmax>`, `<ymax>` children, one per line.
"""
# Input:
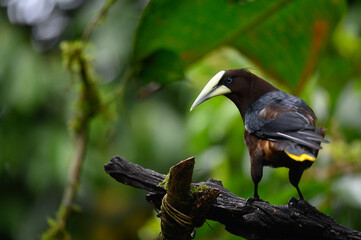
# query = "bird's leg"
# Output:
<box><xmin>250</xmin><ymin>154</ymin><xmax>263</xmax><ymax>201</ymax></box>
<box><xmin>253</xmin><ymin>183</ymin><xmax>260</xmax><ymax>200</ymax></box>
<box><xmin>289</xmin><ymin>167</ymin><xmax>305</xmax><ymax>200</ymax></box>
<box><xmin>296</xmin><ymin>185</ymin><xmax>304</xmax><ymax>200</ymax></box>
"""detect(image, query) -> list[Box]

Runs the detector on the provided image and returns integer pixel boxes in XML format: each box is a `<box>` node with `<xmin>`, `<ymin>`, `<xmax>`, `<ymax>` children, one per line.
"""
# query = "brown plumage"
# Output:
<box><xmin>191</xmin><ymin>69</ymin><xmax>328</xmax><ymax>200</ymax></box>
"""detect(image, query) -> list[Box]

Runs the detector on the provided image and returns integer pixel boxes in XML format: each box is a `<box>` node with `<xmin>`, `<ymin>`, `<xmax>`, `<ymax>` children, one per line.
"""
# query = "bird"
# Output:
<box><xmin>190</xmin><ymin>69</ymin><xmax>329</xmax><ymax>200</ymax></box>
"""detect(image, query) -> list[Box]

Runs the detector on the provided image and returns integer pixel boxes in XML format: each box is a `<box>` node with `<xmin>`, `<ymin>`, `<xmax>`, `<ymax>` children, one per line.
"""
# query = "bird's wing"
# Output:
<box><xmin>248</xmin><ymin>111</ymin><xmax>328</xmax><ymax>150</ymax></box>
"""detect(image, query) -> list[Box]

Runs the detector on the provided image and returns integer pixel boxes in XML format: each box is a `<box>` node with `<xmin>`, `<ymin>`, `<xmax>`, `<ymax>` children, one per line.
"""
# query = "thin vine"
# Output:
<box><xmin>42</xmin><ymin>1</ymin><xmax>118</xmax><ymax>239</ymax></box>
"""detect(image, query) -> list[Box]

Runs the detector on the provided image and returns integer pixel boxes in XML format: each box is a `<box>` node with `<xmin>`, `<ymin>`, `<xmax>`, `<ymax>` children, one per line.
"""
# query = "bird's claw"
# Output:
<box><xmin>246</xmin><ymin>196</ymin><xmax>264</xmax><ymax>204</ymax></box>
<box><xmin>288</xmin><ymin>197</ymin><xmax>307</xmax><ymax>206</ymax></box>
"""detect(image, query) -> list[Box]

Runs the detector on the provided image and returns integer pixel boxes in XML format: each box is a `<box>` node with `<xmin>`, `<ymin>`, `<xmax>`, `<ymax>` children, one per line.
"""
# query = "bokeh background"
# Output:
<box><xmin>1</xmin><ymin>0</ymin><xmax>361</xmax><ymax>239</ymax></box>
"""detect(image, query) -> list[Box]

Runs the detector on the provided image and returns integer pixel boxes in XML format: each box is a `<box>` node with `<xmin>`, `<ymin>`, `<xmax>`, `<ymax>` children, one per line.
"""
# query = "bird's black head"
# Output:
<box><xmin>191</xmin><ymin>69</ymin><xmax>277</xmax><ymax>118</ymax></box>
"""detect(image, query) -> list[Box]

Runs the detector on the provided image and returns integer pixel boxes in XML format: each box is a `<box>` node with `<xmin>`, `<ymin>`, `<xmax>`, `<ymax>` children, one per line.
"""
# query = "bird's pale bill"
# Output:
<box><xmin>190</xmin><ymin>70</ymin><xmax>230</xmax><ymax>111</ymax></box>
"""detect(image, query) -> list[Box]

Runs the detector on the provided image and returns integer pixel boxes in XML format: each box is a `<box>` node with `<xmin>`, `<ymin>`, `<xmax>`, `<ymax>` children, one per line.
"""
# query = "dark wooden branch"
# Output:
<box><xmin>158</xmin><ymin>157</ymin><xmax>195</xmax><ymax>240</ymax></box>
<box><xmin>104</xmin><ymin>156</ymin><xmax>361</xmax><ymax>240</ymax></box>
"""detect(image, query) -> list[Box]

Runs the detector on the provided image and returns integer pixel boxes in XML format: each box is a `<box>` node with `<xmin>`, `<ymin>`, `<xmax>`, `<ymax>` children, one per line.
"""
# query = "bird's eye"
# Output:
<box><xmin>226</xmin><ymin>78</ymin><xmax>232</xmax><ymax>84</ymax></box>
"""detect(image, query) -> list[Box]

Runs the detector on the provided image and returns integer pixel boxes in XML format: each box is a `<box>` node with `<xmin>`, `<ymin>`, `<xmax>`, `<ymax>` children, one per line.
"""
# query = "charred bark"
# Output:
<box><xmin>104</xmin><ymin>156</ymin><xmax>361</xmax><ymax>240</ymax></box>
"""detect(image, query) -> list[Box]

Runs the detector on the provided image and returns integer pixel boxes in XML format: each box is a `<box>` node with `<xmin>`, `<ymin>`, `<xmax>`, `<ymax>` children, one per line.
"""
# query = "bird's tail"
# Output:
<box><xmin>274</xmin><ymin>126</ymin><xmax>329</xmax><ymax>162</ymax></box>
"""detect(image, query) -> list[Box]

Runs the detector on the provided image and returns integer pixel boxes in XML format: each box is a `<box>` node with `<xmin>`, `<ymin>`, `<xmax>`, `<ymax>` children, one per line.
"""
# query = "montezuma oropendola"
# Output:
<box><xmin>190</xmin><ymin>69</ymin><xmax>329</xmax><ymax>200</ymax></box>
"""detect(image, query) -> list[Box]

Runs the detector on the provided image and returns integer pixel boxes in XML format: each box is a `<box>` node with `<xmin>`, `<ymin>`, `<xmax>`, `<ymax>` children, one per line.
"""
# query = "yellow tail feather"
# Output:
<box><xmin>285</xmin><ymin>151</ymin><xmax>316</xmax><ymax>162</ymax></box>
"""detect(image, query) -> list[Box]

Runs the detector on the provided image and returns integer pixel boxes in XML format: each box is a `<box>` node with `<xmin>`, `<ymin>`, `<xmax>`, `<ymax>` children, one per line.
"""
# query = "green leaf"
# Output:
<box><xmin>133</xmin><ymin>0</ymin><xmax>282</xmax><ymax>85</ymax></box>
<box><xmin>133</xmin><ymin>0</ymin><xmax>346</xmax><ymax>90</ymax></box>
<box><xmin>137</xmin><ymin>49</ymin><xmax>185</xmax><ymax>85</ymax></box>
<box><xmin>232</xmin><ymin>0</ymin><xmax>346</xmax><ymax>90</ymax></box>
<box><xmin>134</xmin><ymin>0</ymin><xmax>280</xmax><ymax>64</ymax></box>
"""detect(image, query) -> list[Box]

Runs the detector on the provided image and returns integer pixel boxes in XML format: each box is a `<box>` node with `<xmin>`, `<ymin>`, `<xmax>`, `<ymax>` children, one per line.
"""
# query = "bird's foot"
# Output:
<box><xmin>246</xmin><ymin>196</ymin><xmax>267</xmax><ymax>204</ymax></box>
<box><xmin>288</xmin><ymin>198</ymin><xmax>298</xmax><ymax>217</ymax></box>
<box><xmin>288</xmin><ymin>197</ymin><xmax>315</xmax><ymax>218</ymax></box>
<box><xmin>288</xmin><ymin>197</ymin><xmax>307</xmax><ymax>206</ymax></box>
<box><xmin>288</xmin><ymin>197</ymin><xmax>298</xmax><ymax>205</ymax></box>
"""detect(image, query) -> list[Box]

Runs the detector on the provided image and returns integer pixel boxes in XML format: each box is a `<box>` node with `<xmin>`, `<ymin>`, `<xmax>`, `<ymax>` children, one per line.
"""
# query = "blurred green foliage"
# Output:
<box><xmin>1</xmin><ymin>0</ymin><xmax>361</xmax><ymax>240</ymax></box>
